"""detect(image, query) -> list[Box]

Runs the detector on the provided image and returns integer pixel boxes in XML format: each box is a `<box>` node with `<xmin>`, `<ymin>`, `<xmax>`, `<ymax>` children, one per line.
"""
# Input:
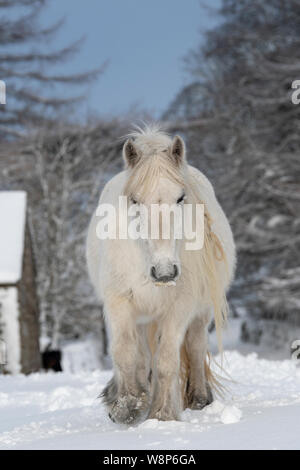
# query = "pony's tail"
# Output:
<box><xmin>180</xmin><ymin>338</ymin><xmax>190</xmax><ymax>408</ymax></box>
<box><xmin>204</xmin><ymin>352</ymin><xmax>226</xmax><ymax>397</ymax></box>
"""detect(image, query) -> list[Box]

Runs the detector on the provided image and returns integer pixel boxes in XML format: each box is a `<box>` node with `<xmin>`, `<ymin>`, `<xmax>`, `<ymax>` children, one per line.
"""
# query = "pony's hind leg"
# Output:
<box><xmin>185</xmin><ymin>314</ymin><xmax>214</xmax><ymax>410</ymax></box>
<box><xmin>104</xmin><ymin>297</ymin><xmax>150</xmax><ymax>425</ymax></box>
<box><xmin>136</xmin><ymin>324</ymin><xmax>152</xmax><ymax>391</ymax></box>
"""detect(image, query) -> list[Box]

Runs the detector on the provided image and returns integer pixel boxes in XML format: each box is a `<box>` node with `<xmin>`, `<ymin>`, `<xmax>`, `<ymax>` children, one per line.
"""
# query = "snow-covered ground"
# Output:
<box><xmin>0</xmin><ymin>351</ymin><xmax>299</xmax><ymax>450</ymax></box>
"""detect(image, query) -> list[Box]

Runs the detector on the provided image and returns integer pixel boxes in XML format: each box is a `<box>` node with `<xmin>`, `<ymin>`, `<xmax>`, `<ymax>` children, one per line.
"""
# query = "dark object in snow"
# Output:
<box><xmin>241</xmin><ymin>321</ymin><xmax>263</xmax><ymax>345</ymax></box>
<box><xmin>42</xmin><ymin>350</ymin><xmax>62</xmax><ymax>372</ymax></box>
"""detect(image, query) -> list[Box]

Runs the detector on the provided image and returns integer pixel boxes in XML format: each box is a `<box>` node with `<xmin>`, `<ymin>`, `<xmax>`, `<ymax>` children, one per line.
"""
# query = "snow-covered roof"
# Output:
<box><xmin>0</xmin><ymin>191</ymin><xmax>27</xmax><ymax>284</ymax></box>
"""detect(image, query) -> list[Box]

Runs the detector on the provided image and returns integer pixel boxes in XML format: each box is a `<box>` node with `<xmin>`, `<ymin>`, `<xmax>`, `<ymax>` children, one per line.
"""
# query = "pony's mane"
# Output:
<box><xmin>184</xmin><ymin>173</ymin><xmax>229</xmax><ymax>352</ymax></box>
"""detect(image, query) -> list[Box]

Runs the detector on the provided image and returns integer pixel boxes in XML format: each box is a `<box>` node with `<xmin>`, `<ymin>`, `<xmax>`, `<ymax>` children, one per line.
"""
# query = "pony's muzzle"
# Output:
<box><xmin>150</xmin><ymin>263</ymin><xmax>179</xmax><ymax>285</ymax></box>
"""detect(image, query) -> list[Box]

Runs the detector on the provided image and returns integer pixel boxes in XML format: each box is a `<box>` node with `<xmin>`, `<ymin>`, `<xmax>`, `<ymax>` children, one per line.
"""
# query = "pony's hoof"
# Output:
<box><xmin>187</xmin><ymin>387</ymin><xmax>214</xmax><ymax>410</ymax></box>
<box><xmin>108</xmin><ymin>393</ymin><xmax>149</xmax><ymax>425</ymax></box>
<box><xmin>188</xmin><ymin>396</ymin><xmax>212</xmax><ymax>410</ymax></box>
<box><xmin>148</xmin><ymin>407</ymin><xmax>179</xmax><ymax>421</ymax></box>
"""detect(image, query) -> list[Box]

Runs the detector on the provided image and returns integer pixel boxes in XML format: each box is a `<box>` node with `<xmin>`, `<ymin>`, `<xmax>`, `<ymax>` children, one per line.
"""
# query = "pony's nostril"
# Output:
<box><xmin>151</xmin><ymin>264</ymin><xmax>179</xmax><ymax>282</ymax></box>
<box><xmin>173</xmin><ymin>265</ymin><xmax>178</xmax><ymax>278</ymax></box>
<box><xmin>151</xmin><ymin>266</ymin><xmax>157</xmax><ymax>280</ymax></box>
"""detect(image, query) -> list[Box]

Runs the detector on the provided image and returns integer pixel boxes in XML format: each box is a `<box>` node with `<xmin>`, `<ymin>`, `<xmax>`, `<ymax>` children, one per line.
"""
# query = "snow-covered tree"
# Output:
<box><xmin>164</xmin><ymin>0</ymin><xmax>300</xmax><ymax>348</ymax></box>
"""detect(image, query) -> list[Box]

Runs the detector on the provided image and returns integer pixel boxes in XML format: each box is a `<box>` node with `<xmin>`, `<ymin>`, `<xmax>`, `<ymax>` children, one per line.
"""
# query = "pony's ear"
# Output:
<box><xmin>123</xmin><ymin>138</ymin><xmax>140</xmax><ymax>168</ymax></box>
<box><xmin>170</xmin><ymin>135</ymin><xmax>185</xmax><ymax>166</ymax></box>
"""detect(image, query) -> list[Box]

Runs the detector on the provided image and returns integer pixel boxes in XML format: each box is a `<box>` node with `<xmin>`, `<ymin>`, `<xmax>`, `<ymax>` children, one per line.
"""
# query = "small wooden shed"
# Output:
<box><xmin>0</xmin><ymin>191</ymin><xmax>41</xmax><ymax>374</ymax></box>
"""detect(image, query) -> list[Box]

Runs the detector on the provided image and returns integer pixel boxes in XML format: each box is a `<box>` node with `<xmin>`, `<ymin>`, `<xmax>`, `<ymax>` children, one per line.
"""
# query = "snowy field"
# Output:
<box><xmin>0</xmin><ymin>351</ymin><xmax>300</xmax><ymax>450</ymax></box>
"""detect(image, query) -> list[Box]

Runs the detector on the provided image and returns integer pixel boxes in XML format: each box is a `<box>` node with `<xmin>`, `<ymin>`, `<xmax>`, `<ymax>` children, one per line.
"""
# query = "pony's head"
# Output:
<box><xmin>123</xmin><ymin>125</ymin><xmax>187</xmax><ymax>285</ymax></box>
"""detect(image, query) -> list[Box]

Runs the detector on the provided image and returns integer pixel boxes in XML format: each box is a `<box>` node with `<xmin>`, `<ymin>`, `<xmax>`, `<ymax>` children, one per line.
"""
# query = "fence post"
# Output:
<box><xmin>0</xmin><ymin>339</ymin><xmax>7</xmax><ymax>373</ymax></box>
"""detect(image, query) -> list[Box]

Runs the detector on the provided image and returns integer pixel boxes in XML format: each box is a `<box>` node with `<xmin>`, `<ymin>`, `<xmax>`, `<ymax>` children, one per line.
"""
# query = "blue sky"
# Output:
<box><xmin>40</xmin><ymin>0</ymin><xmax>220</xmax><ymax>118</ymax></box>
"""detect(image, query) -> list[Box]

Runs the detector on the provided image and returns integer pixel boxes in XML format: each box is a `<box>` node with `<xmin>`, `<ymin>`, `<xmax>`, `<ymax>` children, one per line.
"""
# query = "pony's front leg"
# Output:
<box><xmin>105</xmin><ymin>298</ymin><xmax>150</xmax><ymax>424</ymax></box>
<box><xmin>148</xmin><ymin>314</ymin><xmax>188</xmax><ymax>421</ymax></box>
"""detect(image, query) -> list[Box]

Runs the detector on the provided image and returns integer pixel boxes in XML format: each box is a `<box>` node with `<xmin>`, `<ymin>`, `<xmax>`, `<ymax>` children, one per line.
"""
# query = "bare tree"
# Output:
<box><xmin>0</xmin><ymin>0</ymin><xmax>104</xmax><ymax>138</ymax></box>
<box><xmin>0</xmin><ymin>120</ymin><xmax>126</xmax><ymax>359</ymax></box>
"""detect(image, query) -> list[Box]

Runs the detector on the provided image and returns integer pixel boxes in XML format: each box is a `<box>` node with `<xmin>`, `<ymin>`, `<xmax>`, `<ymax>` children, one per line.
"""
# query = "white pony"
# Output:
<box><xmin>86</xmin><ymin>125</ymin><xmax>236</xmax><ymax>424</ymax></box>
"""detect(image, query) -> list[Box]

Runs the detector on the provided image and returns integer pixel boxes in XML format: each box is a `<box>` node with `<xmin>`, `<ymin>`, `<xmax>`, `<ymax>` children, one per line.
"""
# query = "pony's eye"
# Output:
<box><xmin>177</xmin><ymin>193</ymin><xmax>185</xmax><ymax>204</ymax></box>
<box><xmin>130</xmin><ymin>196</ymin><xmax>138</xmax><ymax>204</ymax></box>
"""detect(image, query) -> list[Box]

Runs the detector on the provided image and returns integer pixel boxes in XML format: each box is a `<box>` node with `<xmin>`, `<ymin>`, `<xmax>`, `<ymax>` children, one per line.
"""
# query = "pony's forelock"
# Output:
<box><xmin>125</xmin><ymin>123</ymin><xmax>172</xmax><ymax>156</ymax></box>
<box><xmin>123</xmin><ymin>125</ymin><xmax>186</xmax><ymax>201</ymax></box>
<box><xmin>124</xmin><ymin>153</ymin><xmax>186</xmax><ymax>201</ymax></box>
